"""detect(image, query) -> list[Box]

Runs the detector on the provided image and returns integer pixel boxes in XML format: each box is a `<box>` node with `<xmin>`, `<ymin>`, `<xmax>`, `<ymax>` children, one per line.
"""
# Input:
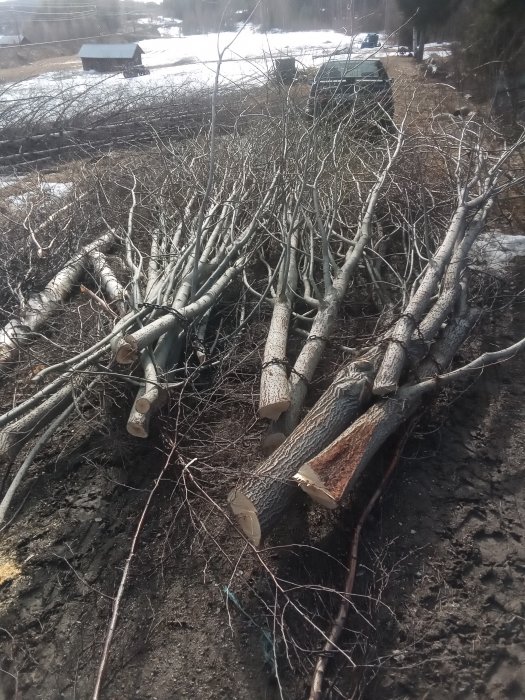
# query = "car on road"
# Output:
<box><xmin>306</xmin><ymin>58</ymin><xmax>394</xmax><ymax>126</ymax></box>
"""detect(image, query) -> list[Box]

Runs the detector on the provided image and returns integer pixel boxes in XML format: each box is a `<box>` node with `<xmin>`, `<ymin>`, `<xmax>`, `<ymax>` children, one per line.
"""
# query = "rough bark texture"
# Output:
<box><xmin>295</xmin><ymin>399</ymin><xmax>412</xmax><ymax>507</ymax></box>
<box><xmin>228</xmin><ymin>353</ymin><xmax>380</xmax><ymax>545</ymax></box>
<box><xmin>259</xmin><ymin>302</ymin><xmax>292</xmax><ymax>420</ymax></box>
<box><xmin>0</xmin><ymin>232</ymin><xmax>114</xmax><ymax>367</ymax></box>
<box><xmin>259</xmin><ymin>230</ymin><xmax>298</xmax><ymax>421</ymax></box>
<box><xmin>89</xmin><ymin>251</ymin><xmax>128</xmax><ymax>316</ymax></box>
<box><xmin>295</xmin><ymin>309</ymin><xmax>480</xmax><ymax>507</ymax></box>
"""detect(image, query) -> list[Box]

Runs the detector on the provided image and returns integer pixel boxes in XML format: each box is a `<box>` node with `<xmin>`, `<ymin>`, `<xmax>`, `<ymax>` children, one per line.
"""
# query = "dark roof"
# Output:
<box><xmin>79</xmin><ymin>43</ymin><xmax>143</xmax><ymax>59</ymax></box>
<box><xmin>0</xmin><ymin>35</ymin><xmax>27</xmax><ymax>46</ymax></box>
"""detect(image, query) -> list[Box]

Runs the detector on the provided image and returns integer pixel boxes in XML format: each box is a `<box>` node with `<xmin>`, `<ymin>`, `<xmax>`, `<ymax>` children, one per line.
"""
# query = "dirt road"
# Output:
<box><xmin>0</xmin><ymin>54</ymin><xmax>81</xmax><ymax>84</ymax></box>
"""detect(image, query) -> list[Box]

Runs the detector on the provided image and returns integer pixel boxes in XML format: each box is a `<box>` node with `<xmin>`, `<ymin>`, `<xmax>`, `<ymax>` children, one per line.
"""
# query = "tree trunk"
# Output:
<box><xmin>294</xmin><ymin>309</ymin><xmax>480</xmax><ymax>507</ymax></box>
<box><xmin>283</xmin><ymin>129</ymin><xmax>404</xmax><ymax>432</ymax></box>
<box><xmin>89</xmin><ymin>251</ymin><xmax>128</xmax><ymax>316</ymax></box>
<box><xmin>414</xmin><ymin>26</ymin><xmax>425</xmax><ymax>62</ymax></box>
<box><xmin>228</xmin><ymin>352</ymin><xmax>380</xmax><ymax>546</ymax></box>
<box><xmin>0</xmin><ymin>231</ymin><xmax>114</xmax><ymax>367</ymax></box>
<box><xmin>373</xmin><ymin>204</ymin><xmax>468</xmax><ymax>395</ymax></box>
<box><xmin>259</xmin><ymin>229</ymin><xmax>299</xmax><ymax>420</ymax></box>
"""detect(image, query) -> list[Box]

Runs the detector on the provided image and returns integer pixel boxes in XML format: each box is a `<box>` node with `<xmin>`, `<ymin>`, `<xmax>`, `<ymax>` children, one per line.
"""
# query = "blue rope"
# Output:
<box><xmin>223</xmin><ymin>585</ymin><xmax>276</xmax><ymax>675</ymax></box>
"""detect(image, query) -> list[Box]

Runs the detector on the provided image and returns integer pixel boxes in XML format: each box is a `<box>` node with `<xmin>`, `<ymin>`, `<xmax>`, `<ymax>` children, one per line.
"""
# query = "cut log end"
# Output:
<box><xmin>115</xmin><ymin>336</ymin><xmax>139</xmax><ymax>365</ymax></box>
<box><xmin>258</xmin><ymin>399</ymin><xmax>291</xmax><ymax>421</ymax></box>
<box><xmin>134</xmin><ymin>397</ymin><xmax>153</xmax><ymax>415</ymax></box>
<box><xmin>134</xmin><ymin>386</ymin><xmax>167</xmax><ymax>415</ymax></box>
<box><xmin>227</xmin><ymin>490</ymin><xmax>262</xmax><ymax>547</ymax></box>
<box><xmin>294</xmin><ymin>466</ymin><xmax>338</xmax><ymax>510</ymax></box>
<box><xmin>126</xmin><ymin>412</ymin><xmax>150</xmax><ymax>438</ymax></box>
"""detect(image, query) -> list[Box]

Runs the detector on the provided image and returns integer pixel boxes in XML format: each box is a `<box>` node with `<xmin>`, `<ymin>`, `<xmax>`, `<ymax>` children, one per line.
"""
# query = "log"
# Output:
<box><xmin>134</xmin><ymin>385</ymin><xmax>167</xmax><ymax>415</ymax></box>
<box><xmin>283</xmin><ymin>130</ymin><xmax>404</xmax><ymax>432</ymax></box>
<box><xmin>372</xmin><ymin>204</ymin><xmax>468</xmax><ymax>395</ymax></box>
<box><xmin>259</xmin><ymin>302</ymin><xmax>292</xmax><ymax>420</ymax></box>
<box><xmin>126</xmin><ymin>346</ymin><xmax>168</xmax><ymax>438</ymax></box>
<box><xmin>294</xmin><ymin>309</ymin><xmax>480</xmax><ymax>507</ymax></box>
<box><xmin>115</xmin><ymin>259</ymin><xmax>245</xmax><ymax>364</ymax></box>
<box><xmin>126</xmin><ymin>405</ymin><xmax>151</xmax><ymax>439</ymax></box>
<box><xmin>88</xmin><ymin>251</ymin><xmax>128</xmax><ymax>316</ymax></box>
<box><xmin>0</xmin><ymin>231</ymin><xmax>114</xmax><ymax>367</ymax></box>
<box><xmin>417</xmin><ymin>205</ymin><xmax>489</xmax><ymax>342</ymax></box>
<box><xmin>294</xmin><ymin>398</ymin><xmax>413</xmax><ymax>508</ymax></box>
<box><xmin>259</xmin><ymin>229</ymin><xmax>299</xmax><ymax>420</ymax></box>
<box><xmin>228</xmin><ymin>352</ymin><xmax>380</xmax><ymax>546</ymax></box>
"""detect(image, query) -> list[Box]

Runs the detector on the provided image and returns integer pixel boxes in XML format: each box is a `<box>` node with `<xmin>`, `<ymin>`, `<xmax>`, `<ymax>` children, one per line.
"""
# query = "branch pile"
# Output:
<box><xmin>0</xmin><ymin>104</ymin><xmax>523</xmax><ymax>562</ymax></box>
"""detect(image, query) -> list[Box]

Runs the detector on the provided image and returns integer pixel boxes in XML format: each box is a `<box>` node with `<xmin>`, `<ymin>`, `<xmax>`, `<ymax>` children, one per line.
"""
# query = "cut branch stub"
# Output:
<box><xmin>126</xmin><ymin>407</ymin><xmax>151</xmax><ymax>439</ymax></box>
<box><xmin>134</xmin><ymin>384</ymin><xmax>167</xmax><ymax>414</ymax></box>
<box><xmin>115</xmin><ymin>335</ymin><xmax>139</xmax><ymax>365</ymax></box>
<box><xmin>228</xmin><ymin>353</ymin><xmax>380</xmax><ymax>546</ymax></box>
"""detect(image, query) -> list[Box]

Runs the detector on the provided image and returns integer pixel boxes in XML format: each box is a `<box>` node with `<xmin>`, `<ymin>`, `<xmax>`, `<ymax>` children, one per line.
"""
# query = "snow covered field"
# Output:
<box><xmin>0</xmin><ymin>30</ymin><xmax>380</xmax><ymax>122</ymax></box>
<box><xmin>0</xmin><ymin>27</ymin><xmax>451</xmax><ymax>126</ymax></box>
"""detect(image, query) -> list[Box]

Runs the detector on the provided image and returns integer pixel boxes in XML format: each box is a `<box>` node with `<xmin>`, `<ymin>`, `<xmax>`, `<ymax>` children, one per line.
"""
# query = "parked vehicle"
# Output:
<box><xmin>361</xmin><ymin>33</ymin><xmax>379</xmax><ymax>49</ymax></box>
<box><xmin>123</xmin><ymin>65</ymin><xmax>150</xmax><ymax>78</ymax></box>
<box><xmin>306</xmin><ymin>58</ymin><xmax>394</xmax><ymax>126</ymax></box>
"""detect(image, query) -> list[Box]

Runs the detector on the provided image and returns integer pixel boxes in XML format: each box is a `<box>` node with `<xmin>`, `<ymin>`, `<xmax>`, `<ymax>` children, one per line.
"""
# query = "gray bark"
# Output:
<box><xmin>295</xmin><ymin>309</ymin><xmax>480</xmax><ymax>507</ymax></box>
<box><xmin>0</xmin><ymin>231</ymin><xmax>114</xmax><ymax>367</ymax></box>
<box><xmin>228</xmin><ymin>352</ymin><xmax>380</xmax><ymax>545</ymax></box>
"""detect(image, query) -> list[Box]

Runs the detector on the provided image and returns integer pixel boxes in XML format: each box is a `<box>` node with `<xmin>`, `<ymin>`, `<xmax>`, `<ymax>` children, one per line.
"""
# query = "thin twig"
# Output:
<box><xmin>91</xmin><ymin>448</ymin><xmax>195</xmax><ymax>700</ymax></box>
<box><xmin>308</xmin><ymin>419</ymin><xmax>417</xmax><ymax>700</ymax></box>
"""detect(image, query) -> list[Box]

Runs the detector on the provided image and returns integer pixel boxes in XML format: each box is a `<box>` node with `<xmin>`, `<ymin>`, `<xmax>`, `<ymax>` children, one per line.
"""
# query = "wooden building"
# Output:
<box><xmin>79</xmin><ymin>44</ymin><xmax>144</xmax><ymax>73</ymax></box>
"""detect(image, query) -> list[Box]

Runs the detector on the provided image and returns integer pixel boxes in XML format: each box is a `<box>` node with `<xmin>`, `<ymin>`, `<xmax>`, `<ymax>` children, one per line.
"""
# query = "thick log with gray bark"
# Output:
<box><xmin>294</xmin><ymin>308</ymin><xmax>480</xmax><ymax>507</ymax></box>
<box><xmin>228</xmin><ymin>351</ymin><xmax>380</xmax><ymax>545</ymax></box>
<box><xmin>258</xmin><ymin>223</ymin><xmax>299</xmax><ymax>421</ymax></box>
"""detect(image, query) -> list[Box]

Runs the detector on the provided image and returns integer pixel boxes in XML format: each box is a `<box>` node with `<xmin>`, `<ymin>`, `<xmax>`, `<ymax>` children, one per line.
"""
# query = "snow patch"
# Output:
<box><xmin>0</xmin><ymin>176</ymin><xmax>18</xmax><ymax>190</ymax></box>
<box><xmin>7</xmin><ymin>182</ymin><xmax>73</xmax><ymax>208</ymax></box>
<box><xmin>473</xmin><ymin>231</ymin><xmax>525</xmax><ymax>276</ymax></box>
